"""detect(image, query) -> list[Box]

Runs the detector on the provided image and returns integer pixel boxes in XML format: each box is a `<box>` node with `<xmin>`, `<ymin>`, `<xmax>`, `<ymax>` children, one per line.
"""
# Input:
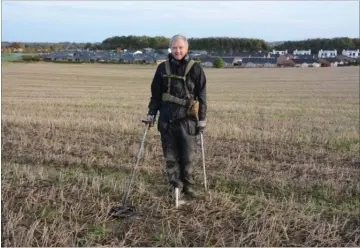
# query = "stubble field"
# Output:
<box><xmin>1</xmin><ymin>62</ymin><xmax>359</xmax><ymax>246</ymax></box>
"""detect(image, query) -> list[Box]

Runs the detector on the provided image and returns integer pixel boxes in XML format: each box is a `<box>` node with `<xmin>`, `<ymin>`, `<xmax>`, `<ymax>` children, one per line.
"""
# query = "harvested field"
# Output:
<box><xmin>1</xmin><ymin>62</ymin><xmax>359</xmax><ymax>246</ymax></box>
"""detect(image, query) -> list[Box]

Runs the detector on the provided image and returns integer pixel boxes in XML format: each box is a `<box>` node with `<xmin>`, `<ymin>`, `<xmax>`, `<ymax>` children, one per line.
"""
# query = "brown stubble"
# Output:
<box><xmin>1</xmin><ymin>62</ymin><xmax>359</xmax><ymax>246</ymax></box>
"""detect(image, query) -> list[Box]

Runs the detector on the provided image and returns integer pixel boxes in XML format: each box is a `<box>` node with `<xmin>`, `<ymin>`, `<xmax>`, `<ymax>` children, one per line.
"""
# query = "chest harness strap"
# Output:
<box><xmin>162</xmin><ymin>59</ymin><xmax>195</xmax><ymax>106</ymax></box>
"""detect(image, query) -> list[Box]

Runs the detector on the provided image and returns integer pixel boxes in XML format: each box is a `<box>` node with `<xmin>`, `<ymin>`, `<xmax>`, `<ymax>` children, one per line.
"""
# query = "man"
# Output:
<box><xmin>145</xmin><ymin>34</ymin><xmax>207</xmax><ymax>198</ymax></box>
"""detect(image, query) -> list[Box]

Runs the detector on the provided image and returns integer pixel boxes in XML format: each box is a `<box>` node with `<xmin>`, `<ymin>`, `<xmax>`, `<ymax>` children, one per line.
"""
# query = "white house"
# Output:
<box><xmin>269</xmin><ymin>49</ymin><xmax>288</xmax><ymax>55</ymax></box>
<box><xmin>293</xmin><ymin>49</ymin><xmax>311</xmax><ymax>55</ymax></box>
<box><xmin>201</xmin><ymin>61</ymin><xmax>213</xmax><ymax>67</ymax></box>
<box><xmin>264</xmin><ymin>62</ymin><xmax>276</xmax><ymax>68</ymax></box>
<box><xmin>190</xmin><ymin>50</ymin><xmax>207</xmax><ymax>56</ymax></box>
<box><xmin>244</xmin><ymin>62</ymin><xmax>256</xmax><ymax>68</ymax></box>
<box><xmin>133</xmin><ymin>50</ymin><xmax>143</xmax><ymax>55</ymax></box>
<box><xmin>318</xmin><ymin>49</ymin><xmax>337</xmax><ymax>58</ymax></box>
<box><xmin>296</xmin><ymin>62</ymin><xmax>320</xmax><ymax>68</ymax></box>
<box><xmin>342</xmin><ymin>49</ymin><xmax>360</xmax><ymax>58</ymax></box>
<box><xmin>331</xmin><ymin>61</ymin><xmax>339</xmax><ymax>67</ymax></box>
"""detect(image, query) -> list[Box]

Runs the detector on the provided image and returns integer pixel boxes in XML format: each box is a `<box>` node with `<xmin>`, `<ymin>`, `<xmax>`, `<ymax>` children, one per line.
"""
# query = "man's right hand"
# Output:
<box><xmin>144</xmin><ymin>114</ymin><xmax>155</xmax><ymax>127</ymax></box>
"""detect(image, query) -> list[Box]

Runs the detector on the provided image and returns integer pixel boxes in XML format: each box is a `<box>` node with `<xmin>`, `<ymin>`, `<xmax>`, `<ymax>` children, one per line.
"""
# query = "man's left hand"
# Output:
<box><xmin>197</xmin><ymin>120</ymin><xmax>206</xmax><ymax>134</ymax></box>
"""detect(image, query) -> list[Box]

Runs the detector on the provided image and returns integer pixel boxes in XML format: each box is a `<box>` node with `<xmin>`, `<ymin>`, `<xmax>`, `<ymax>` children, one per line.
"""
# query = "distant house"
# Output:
<box><xmin>233</xmin><ymin>58</ymin><xmax>242</xmax><ymax>66</ymax></box>
<box><xmin>262</xmin><ymin>58</ymin><xmax>278</xmax><ymax>68</ymax></box>
<box><xmin>336</xmin><ymin>55</ymin><xmax>357</xmax><ymax>65</ymax></box>
<box><xmin>293</xmin><ymin>49</ymin><xmax>311</xmax><ymax>55</ymax></box>
<box><xmin>292</xmin><ymin>58</ymin><xmax>320</xmax><ymax>68</ymax></box>
<box><xmin>277</xmin><ymin>55</ymin><xmax>295</xmax><ymax>67</ymax></box>
<box><xmin>143</xmin><ymin>48</ymin><xmax>154</xmax><ymax>54</ymax></box>
<box><xmin>189</xmin><ymin>50</ymin><xmax>207</xmax><ymax>56</ymax></box>
<box><xmin>342</xmin><ymin>49</ymin><xmax>360</xmax><ymax>58</ymax></box>
<box><xmin>318</xmin><ymin>49</ymin><xmax>337</xmax><ymax>58</ymax></box>
<box><xmin>189</xmin><ymin>54</ymin><xmax>207</xmax><ymax>60</ymax></box>
<box><xmin>318</xmin><ymin>58</ymin><xmax>339</xmax><ymax>67</ymax></box>
<box><xmin>249</xmin><ymin>51</ymin><xmax>270</xmax><ymax>58</ymax></box>
<box><xmin>232</xmin><ymin>51</ymin><xmax>272</xmax><ymax>65</ymax></box>
<box><xmin>199</xmin><ymin>56</ymin><xmax>217</xmax><ymax>67</ymax></box>
<box><xmin>140</xmin><ymin>55</ymin><xmax>156</xmax><ymax>64</ymax></box>
<box><xmin>133</xmin><ymin>50</ymin><xmax>143</xmax><ymax>55</ymax></box>
<box><xmin>221</xmin><ymin>57</ymin><xmax>235</xmax><ymax>67</ymax></box>
<box><xmin>119</xmin><ymin>54</ymin><xmax>134</xmax><ymax>63</ymax></box>
<box><xmin>269</xmin><ymin>49</ymin><xmax>288</xmax><ymax>56</ymax></box>
<box><xmin>232</xmin><ymin>52</ymin><xmax>251</xmax><ymax>65</ymax></box>
<box><xmin>43</xmin><ymin>52</ymin><xmax>69</xmax><ymax>61</ymax></box>
<box><xmin>156</xmin><ymin>49</ymin><xmax>170</xmax><ymax>55</ymax></box>
<box><xmin>268</xmin><ymin>53</ymin><xmax>281</xmax><ymax>59</ymax></box>
<box><xmin>72</xmin><ymin>51</ymin><xmax>95</xmax><ymax>62</ymax></box>
<box><xmin>293</xmin><ymin>54</ymin><xmax>316</xmax><ymax>59</ymax></box>
<box><xmin>133</xmin><ymin>54</ymin><xmax>155</xmax><ymax>63</ymax></box>
<box><xmin>241</xmin><ymin>58</ymin><xmax>277</xmax><ymax>68</ymax></box>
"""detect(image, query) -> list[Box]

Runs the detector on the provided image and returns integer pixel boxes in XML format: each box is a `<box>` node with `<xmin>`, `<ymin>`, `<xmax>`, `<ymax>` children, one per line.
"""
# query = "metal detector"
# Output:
<box><xmin>108</xmin><ymin>119</ymin><xmax>151</xmax><ymax>218</ymax></box>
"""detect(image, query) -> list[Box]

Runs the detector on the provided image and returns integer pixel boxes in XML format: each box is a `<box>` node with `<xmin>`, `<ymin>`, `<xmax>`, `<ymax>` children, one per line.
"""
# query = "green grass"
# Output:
<box><xmin>1</xmin><ymin>53</ymin><xmax>40</xmax><ymax>62</ymax></box>
<box><xmin>2</xmin><ymin>54</ymin><xmax>22</xmax><ymax>62</ymax></box>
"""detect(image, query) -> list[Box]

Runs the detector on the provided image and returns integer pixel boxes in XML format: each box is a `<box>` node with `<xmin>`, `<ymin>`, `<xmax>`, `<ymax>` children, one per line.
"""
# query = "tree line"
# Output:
<box><xmin>100</xmin><ymin>35</ymin><xmax>270</xmax><ymax>53</ymax></box>
<box><xmin>3</xmin><ymin>36</ymin><xmax>360</xmax><ymax>54</ymax></box>
<box><xmin>3</xmin><ymin>41</ymin><xmax>93</xmax><ymax>53</ymax></box>
<box><xmin>100</xmin><ymin>36</ymin><xmax>360</xmax><ymax>54</ymax></box>
<box><xmin>273</xmin><ymin>37</ymin><xmax>360</xmax><ymax>54</ymax></box>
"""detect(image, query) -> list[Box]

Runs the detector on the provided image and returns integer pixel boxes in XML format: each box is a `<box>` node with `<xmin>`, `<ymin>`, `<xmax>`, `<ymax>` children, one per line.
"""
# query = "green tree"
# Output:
<box><xmin>10</xmin><ymin>42</ymin><xmax>22</xmax><ymax>49</ymax></box>
<box><xmin>213</xmin><ymin>57</ymin><xmax>224</xmax><ymax>68</ymax></box>
<box><xmin>84</xmin><ymin>42</ymin><xmax>92</xmax><ymax>50</ymax></box>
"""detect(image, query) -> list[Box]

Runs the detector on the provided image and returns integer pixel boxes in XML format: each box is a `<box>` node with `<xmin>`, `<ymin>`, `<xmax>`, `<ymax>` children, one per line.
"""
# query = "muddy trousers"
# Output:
<box><xmin>159</xmin><ymin>119</ymin><xmax>197</xmax><ymax>190</ymax></box>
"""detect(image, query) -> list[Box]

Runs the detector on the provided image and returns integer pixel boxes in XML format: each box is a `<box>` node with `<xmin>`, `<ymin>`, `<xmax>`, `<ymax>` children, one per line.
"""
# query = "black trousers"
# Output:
<box><xmin>159</xmin><ymin>118</ymin><xmax>198</xmax><ymax>189</ymax></box>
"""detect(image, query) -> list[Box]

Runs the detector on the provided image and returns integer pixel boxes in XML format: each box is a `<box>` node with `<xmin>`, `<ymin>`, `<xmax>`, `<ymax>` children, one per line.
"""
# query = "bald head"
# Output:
<box><xmin>170</xmin><ymin>34</ymin><xmax>189</xmax><ymax>60</ymax></box>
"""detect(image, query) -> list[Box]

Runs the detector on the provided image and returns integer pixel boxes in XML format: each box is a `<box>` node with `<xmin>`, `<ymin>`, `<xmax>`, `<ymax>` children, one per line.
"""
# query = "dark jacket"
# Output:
<box><xmin>147</xmin><ymin>54</ymin><xmax>207</xmax><ymax>125</ymax></box>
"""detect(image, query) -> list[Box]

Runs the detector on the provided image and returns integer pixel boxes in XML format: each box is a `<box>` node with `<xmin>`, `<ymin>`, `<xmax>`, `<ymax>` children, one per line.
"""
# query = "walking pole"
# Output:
<box><xmin>175</xmin><ymin>187</ymin><xmax>180</xmax><ymax>208</ymax></box>
<box><xmin>200</xmin><ymin>132</ymin><xmax>207</xmax><ymax>191</ymax></box>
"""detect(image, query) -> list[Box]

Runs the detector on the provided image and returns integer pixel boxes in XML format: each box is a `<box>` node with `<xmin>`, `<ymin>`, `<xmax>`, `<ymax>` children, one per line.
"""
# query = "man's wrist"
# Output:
<box><xmin>148</xmin><ymin>108</ymin><xmax>157</xmax><ymax>116</ymax></box>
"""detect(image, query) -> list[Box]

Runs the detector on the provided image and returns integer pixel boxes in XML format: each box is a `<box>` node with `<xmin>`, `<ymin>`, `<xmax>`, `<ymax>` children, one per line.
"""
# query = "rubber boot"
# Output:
<box><xmin>182</xmin><ymin>184</ymin><xmax>197</xmax><ymax>199</ymax></box>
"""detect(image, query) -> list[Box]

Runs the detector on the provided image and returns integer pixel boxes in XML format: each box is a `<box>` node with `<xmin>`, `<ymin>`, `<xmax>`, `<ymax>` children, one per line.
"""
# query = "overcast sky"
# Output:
<box><xmin>2</xmin><ymin>1</ymin><xmax>359</xmax><ymax>43</ymax></box>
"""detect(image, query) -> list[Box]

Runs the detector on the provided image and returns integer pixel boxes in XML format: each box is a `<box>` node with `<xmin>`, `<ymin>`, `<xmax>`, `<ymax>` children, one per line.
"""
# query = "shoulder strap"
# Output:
<box><xmin>163</xmin><ymin>59</ymin><xmax>196</xmax><ymax>96</ymax></box>
<box><xmin>165</xmin><ymin>60</ymin><xmax>171</xmax><ymax>93</ymax></box>
<box><xmin>184</xmin><ymin>59</ymin><xmax>195</xmax><ymax>77</ymax></box>
<box><xmin>165</xmin><ymin>60</ymin><xmax>171</xmax><ymax>75</ymax></box>
<box><xmin>183</xmin><ymin>59</ymin><xmax>196</xmax><ymax>99</ymax></box>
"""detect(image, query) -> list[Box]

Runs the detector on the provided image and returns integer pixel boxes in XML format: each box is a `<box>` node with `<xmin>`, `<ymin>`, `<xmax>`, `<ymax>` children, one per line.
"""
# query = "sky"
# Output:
<box><xmin>1</xmin><ymin>0</ymin><xmax>359</xmax><ymax>43</ymax></box>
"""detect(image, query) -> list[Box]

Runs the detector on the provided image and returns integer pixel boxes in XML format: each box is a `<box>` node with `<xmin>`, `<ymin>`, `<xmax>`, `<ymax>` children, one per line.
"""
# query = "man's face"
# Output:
<box><xmin>171</xmin><ymin>38</ymin><xmax>188</xmax><ymax>60</ymax></box>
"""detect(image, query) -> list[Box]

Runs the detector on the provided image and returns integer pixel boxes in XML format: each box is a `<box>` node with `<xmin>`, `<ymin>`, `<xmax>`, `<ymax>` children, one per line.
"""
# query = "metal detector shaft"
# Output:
<box><xmin>121</xmin><ymin>121</ymin><xmax>150</xmax><ymax>206</ymax></box>
<box><xmin>200</xmin><ymin>132</ymin><xmax>207</xmax><ymax>191</ymax></box>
